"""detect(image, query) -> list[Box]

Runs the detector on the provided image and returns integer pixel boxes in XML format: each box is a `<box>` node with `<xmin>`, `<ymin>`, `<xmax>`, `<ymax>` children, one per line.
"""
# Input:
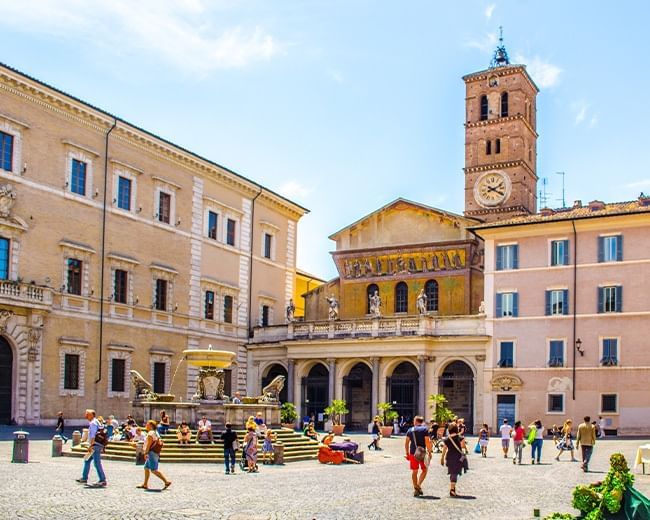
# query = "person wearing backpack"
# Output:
<box><xmin>76</xmin><ymin>409</ymin><xmax>107</xmax><ymax>487</ymax></box>
<box><xmin>137</xmin><ymin>420</ymin><xmax>171</xmax><ymax>490</ymax></box>
<box><xmin>528</xmin><ymin>419</ymin><xmax>544</xmax><ymax>464</ymax></box>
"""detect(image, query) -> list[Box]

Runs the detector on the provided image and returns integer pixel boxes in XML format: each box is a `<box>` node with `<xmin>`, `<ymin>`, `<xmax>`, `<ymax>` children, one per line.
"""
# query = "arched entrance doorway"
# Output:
<box><xmin>343</xmin><ymin>363</ymin><xmax>372</xmax><ymax>430</ymax></box>
<box><xmin>301</xmin><ymin>363</ymin><xmax>329</xmax><ymax>430</ymax></box>
<box><xmin>261</xmin><ymin>363</ymin><xmax>288</xmax><ymax>403</ymax></box>
<box><xmin>387</xmin><ymin>361</ymin><xmax>419</xmax><ymax>423</ymax></box>
<box><xmin>439</xmin><ymin>361</ymin><xmax>474</xmax><ymax>433</ymax></box>
<box><xmin>0</xmin><ymin>337</ymin><xmax>13</xmax><ymax>424</ymax></box>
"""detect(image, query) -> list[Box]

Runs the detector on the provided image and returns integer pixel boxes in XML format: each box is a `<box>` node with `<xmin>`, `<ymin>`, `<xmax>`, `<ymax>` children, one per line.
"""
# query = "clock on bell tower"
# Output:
<box><xmin>462</xmin><ymin>32</ymin><xmax>539</xmax><ymax>222</ymax></box>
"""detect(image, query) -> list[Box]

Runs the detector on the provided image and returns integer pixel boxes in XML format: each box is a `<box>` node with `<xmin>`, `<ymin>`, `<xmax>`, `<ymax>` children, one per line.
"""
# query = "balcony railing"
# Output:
<box><xmin>251</xmin><ymin>314</ymin><xmax>486</xmax><ymax>343</ymax></box>
<box><xmin>0</xmin><ymin>280</ymin><xmax>54</xmax><ymax>307</ymax></box>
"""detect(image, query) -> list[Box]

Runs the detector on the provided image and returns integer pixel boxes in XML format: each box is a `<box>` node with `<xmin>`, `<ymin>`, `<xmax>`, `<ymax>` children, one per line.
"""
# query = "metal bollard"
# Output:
<box><xmin>51</xmin><ymin>435</ymin><xmax>63</xmax><ymax>457</ymax></box>
<box><xmin>12</xmin><ymin>430</ymin><xmax>29</xmax><ymax>463</ymax></box>
<box><xmin>272</xmin><ymin>443</ymin><xmax>285</xmax><ymax>465</ymax></box>
<box><xmin>135</xmin><ymin>440</ymin><xmax>145</xmax><ymax>465</ymax></box>
<box><xmin>71</xmin><ymin>430</ymin><xmax>82</xmax><ymax>446</ymax></box>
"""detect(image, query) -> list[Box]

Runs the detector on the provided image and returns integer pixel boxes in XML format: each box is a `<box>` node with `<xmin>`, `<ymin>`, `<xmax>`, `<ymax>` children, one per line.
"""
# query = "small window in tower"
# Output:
<box><xmin>529</xmin><ymin>149</ymin><xmax>532</xmax><ymax>162</ymax></box>
<box><xmin>495</xmin><ymin>138</ymin><xmax>501</xmax><ymax>154</ymax></box>
<box><xmin>486</xmin><ymin>140</ymin><xmax>492</xmax><ymax>155</ymax></box>
<box><xmin>501</xmin><ymin>92</ymin><xmax>508</xmax><ymax>117</ymax></box>
<box><xmin>480</xmin><ymin>95</ymin><xmax>488</xmax><ymax>121</ymax></box>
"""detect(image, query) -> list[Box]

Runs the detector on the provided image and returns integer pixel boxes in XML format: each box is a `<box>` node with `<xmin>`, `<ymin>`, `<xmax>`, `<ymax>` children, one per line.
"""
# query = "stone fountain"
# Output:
<box><xmin>130</xmin><ymin>345</ymin><xmax>282</xmax><ymax>428</ymax></box>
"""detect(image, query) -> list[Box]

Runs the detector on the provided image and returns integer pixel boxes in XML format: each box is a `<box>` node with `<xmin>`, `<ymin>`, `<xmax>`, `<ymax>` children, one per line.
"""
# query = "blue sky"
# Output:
<box><xmin>1</xmin><ymin>1</ymin><xmax>649</xmax><ymax>279</ymax></box>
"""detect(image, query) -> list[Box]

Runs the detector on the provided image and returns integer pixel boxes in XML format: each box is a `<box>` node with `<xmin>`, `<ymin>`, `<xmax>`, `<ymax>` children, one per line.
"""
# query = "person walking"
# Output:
<box><xmin>576</xmin><ymin>416</ymin><xmax>597</xmax><ymax>472</ymax></box>
<box><xmin>598</xmin><ymin>416</ymin><xmax>606</xmax><ymax>439</ymax></box>
<box><xmin>499</xmin><ymin>419</ymin><xmax>513</xmax><ymax>458</ymax></box>
<box><xmin>512</xmin><ymin>420</ymin><xmax>525</xmax><ymax>464</ymax></box>
<box><xmin>441</xmin><ymin>423</ymin><xmax>467</xmax><ymax>497</ymax></box>
<box><xmin>220</xmin><ymin>422</ymin><xmax>238</xmax><ymax>474</ymax></box>
<box><xmin>555</xmin><ymin>420</ymin><xmax>577</xmax><ymax>462</ymax></box>
<box><xmin>404</xmin><ymin>416</ymin><xmax>433</xmax><ymax>497</ymax></box>
<box><xmin>368</xmin><ymin>417</ymin><xmax>382</xmax><ymax>451</ymax></box>
<box><xmin>55</xmin><ymin>411</ymin><xmax>69</xmax><ymax>443</ymax></box>
<box><xmin>529</xmin><ymin>420</ymin><xmax>544</xmax><ymax>465</ymax></box>
<box><xmin>137</xmin><ymin>420</ymin><xmax>171</xmax><ymax>490</ymax></box>
<box><xmin>243</xmin><ymin>426</ymin><xmax>259</xmax><ymax>473</ymax></box>
<box><xmin>478</xmin><ymin>423</ymin><xmax>490</xmax><ymax>457</ymax></box>
<box><xmin>76</xmin><ymin>409</ymin><xmax>107</xmax><ymax>487</ymax></box>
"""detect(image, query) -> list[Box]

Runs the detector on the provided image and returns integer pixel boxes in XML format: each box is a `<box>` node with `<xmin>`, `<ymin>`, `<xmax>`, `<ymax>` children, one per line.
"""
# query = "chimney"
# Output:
<box><xmin>573</xmin><ymin>200</ymin><xmax>582</xmax><ymax>209</ymax></box>
<box><xmin>540</xmin><ymin>207</ymin><xmax>555</xmax><ymax>217</ymax></box>
<box><xmin>588</xmin><ymin>200</ymin><xmax>606</xmax><ymax>212</ymax></box>
<box><xmin>639</xmin><ymin>193</ymin><xmax>650</xmax><ymax>207</ymax></box>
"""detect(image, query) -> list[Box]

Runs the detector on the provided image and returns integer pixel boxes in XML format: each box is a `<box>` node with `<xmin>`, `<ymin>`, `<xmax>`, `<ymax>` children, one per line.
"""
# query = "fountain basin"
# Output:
<box><xmin>156</xmin><ymin>394</ymin><xmax>176</xmax><ymax>402</ymax></box>
<box><xmin>183</xmin><ymin>349</ymin><xmax>236</xmax><ymax>368</ymax></box>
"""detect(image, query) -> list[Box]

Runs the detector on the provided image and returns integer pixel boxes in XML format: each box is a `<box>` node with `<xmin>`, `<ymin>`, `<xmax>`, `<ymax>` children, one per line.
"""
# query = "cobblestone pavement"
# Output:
<box><xmin>1</xmin><ymin>434</ymin><xmax>649</xmax><ymax>519</ymax></box>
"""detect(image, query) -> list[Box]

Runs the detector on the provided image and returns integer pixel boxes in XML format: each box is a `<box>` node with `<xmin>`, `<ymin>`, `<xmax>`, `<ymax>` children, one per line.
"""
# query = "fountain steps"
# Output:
<box><xmin>64</xmin><ymin>428</ymin><xmax>320</xmax><ymax>464</ymax></box>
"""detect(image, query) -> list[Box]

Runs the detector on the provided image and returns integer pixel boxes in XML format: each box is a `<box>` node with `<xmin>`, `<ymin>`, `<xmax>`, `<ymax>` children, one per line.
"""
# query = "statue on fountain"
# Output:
<box><xmin>193</xmin><ymin>367</ymin><xmax>227</xmax><ymax>401</ymax></box>
<box><xmin>259</xmin><ymin>375</ymin><xmax>285</xmax><ymax>402</ymax></box>
<box><xmin>130</xmin><ymin>370</ymin><xmax>159</xmax><ymax>401</ymax></box>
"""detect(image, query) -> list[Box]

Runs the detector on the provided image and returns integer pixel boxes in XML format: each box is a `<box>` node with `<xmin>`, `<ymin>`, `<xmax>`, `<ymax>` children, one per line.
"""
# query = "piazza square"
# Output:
<box><xmin>1</xmin><ymin>2</ymin><xmax>650</xmax><ymax>519</ymax></box>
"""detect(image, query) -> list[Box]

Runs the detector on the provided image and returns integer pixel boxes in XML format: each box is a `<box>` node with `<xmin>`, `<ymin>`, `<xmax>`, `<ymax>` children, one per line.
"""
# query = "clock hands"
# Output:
<box><xmin>486</xmin><ymin>185</ymin><xmax>505</xmax><ymax>196</ymax></box>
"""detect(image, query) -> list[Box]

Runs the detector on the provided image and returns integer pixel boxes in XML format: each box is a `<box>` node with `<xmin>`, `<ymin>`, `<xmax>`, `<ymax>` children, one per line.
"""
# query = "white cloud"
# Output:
<box><xmin>278</xmin><ymin>181</ymin><xmax>312</xmax><ymax>200</ymax></box>
<box><xmin>328</xmin><ymin>69</ymin><xmax>344</xmax><ymax>84</ymax></box>
<box><xmin>0</xmin><ymin>0</ymin><xmax>283</xmax><ymax>73</ymax></box>
<box><xmin>573</xmin><ymin>102</ymin><xmax>588</xmax><ymax>124</ymax></box>
<box><xmin>465</xmin><ymin>32</ymin><xmax>498</xmax><ymax>53</ymax></box>
<box><xmin>485</xmin><ymin>4</ymin><xmax>496</xmax><ymax>20</ymax></box>
<box><xmin>589</xmin><ymin>115</ymin><xmax>598</xmax><ymax>128</ymax></box>
<box><xmin>571</xmin><ymin>100</ymin><xmax>598</xmax><ymax>128</ymax></box>
<box><xmin>513</xmin><ymin>53</ymin><xmax>561</xmax><ymax>88</ymax></box>
<box><xmin>626</xmin><ymin>179</ymin><xmax>650</xmax><ymax>188</ymax></box>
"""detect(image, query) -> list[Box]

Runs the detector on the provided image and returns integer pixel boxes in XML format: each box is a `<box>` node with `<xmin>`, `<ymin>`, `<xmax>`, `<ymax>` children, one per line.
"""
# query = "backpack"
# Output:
<box><xmin>150</xmin><ymin>434</ymin><xmax>164</xmax><ymax>454</ymax></box>
<box><xmin>94</xmin><ymin>427</ymin><xmax>109</xmax><ymax>447</ymax></box>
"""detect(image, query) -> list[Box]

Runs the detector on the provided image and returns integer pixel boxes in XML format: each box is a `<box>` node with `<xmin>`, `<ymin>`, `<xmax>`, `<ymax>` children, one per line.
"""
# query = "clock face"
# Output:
<box><xmin>474</xmin><ymin>171</ymin><xmax>511</xmax><ymax>207</ymax></box>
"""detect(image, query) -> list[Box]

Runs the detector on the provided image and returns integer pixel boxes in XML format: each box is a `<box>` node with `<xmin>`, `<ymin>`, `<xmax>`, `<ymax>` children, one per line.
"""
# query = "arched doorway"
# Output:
<box><xmin>387</xmin><ymin>361</ymin><xmax>419</xmax><ymax>423</ymax></box>
<box><xmin>343</xmin><ymin>363</ymin><xmax>372</xmax><ymax>430</ymax></box>
<box><xmin>301</xmin><ymin>363</ymin><xmax>329</xmax><ymax>430</ymax></box>
<box><xmin>439</xmin><ymin>361</ymin><xmax>474</xmax><ymax>433</ymax></box>
<box><xmin>0</xmin><ymin>337</ymin><xmax>13</xmax><ymax>424</ymax></box>
<box><xmin>261</xmin><ymin>363</ymin><xmax>288</xmax><ymax>403</ymax></box>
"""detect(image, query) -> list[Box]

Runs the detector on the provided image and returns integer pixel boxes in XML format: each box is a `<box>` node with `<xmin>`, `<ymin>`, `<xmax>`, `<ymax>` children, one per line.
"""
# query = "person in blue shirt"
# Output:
<box><xmin>76</xmin><ymin>409</ymin><xmax>107</xmax><ymax>487</ymax></box>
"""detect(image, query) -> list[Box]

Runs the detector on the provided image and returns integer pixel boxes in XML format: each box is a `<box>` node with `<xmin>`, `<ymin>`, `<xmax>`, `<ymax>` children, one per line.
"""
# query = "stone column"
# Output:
<box><xmin>370</xmin><ymin>357</ymin><xmax>379</xmax><ymax>416</ymax></box>
<box><xmin>294</xmin><ymin>360</ymin><xmax>304</xmax><ymax>421</ymax></box>
<box><xmin>418</xmin><ymin>355</ymin><xmax>427</xmax><ymax>416</ymax></box>
<box><xmin>424</xmin><ymin>356</ymin><xmax>436</xmax><ymax>415</ymax></box>
<box><xmin>287</xmin><ymin>358</ymin><xmax>295</xmax><ymax>403</ymax></box>
<box><xmin>327</xmin><ymin>358</ymin><xmax>336</xmax><ymax>404</ymax></box>
<box><xmin>474</xmin><ymin>354</ymin><xmax>487</xmax><ymax>436</ymax></box>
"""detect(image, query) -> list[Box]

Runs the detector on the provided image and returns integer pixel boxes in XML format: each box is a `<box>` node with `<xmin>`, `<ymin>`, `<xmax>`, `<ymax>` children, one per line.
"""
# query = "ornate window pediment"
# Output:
<box><xmin>490</xmin><ymin>374</ymin><xmax>523</xmax><ymax>391</ymax></box>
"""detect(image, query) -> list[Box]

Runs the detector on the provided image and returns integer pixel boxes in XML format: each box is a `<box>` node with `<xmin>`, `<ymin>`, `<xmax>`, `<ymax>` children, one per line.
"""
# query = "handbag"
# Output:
<box><xmin>232</xmin><ymin>439</ymin><xmax>240</xmax><ymax>451</ymax></box>
<box><xmin>411</xmin><ymin>430</ymin><xmax>427</xmax><ymax>462</ymax></box>
<box><xmin>474</xmin><ymin>441</ymin><xmax>481</xmax><ymax>454</ymax></box>
<box><xmin>448</xmin><ymin>435</ymin><xmax>467</xmax><ymax>464</ymax></box>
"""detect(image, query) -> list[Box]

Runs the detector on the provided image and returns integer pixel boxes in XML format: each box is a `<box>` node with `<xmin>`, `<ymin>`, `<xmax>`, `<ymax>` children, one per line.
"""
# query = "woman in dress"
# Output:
<box><xmin>243</xmin><ymin>426</ymin><xmax>258</xmax><ymax>473</ymax></box>
<box><xmin>478</xmin><ymin>423</ymin><xmax>490</xmax><ymax>458</ymax></box>
<box><xmin>368</xmin><ymin>417</ymin><xmax>382</xmax><ymax>451</ymax></box>
<box><xmin>262</xmin><ymin>429</ymin><xmax>276</xmax><ymax>464</ymax></box>
<box><xmin>441</xmin><ymin>423</ymin><xmax>467</xmax><ymax>497</ymax></box>
<box><xmin>555</xmin><ymin>419</ymin><xmax>577</xmax><ymax>462</ymax></box>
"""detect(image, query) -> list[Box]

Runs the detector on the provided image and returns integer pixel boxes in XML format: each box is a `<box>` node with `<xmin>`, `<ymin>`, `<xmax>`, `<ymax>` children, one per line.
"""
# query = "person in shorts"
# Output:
<box><xmin>137</xmin><ymin>420</ymin><xmax>171</xmax><ymax>490</ymax></box>
<box><xmin>404</xmin><ymin>416</ymin><xmax>433</xmax><ymax>497</ymax></box>
<box><xmin>499</xmin><ymin>418</ymin><xmax>513</xmax><ymax>458</ymax></box>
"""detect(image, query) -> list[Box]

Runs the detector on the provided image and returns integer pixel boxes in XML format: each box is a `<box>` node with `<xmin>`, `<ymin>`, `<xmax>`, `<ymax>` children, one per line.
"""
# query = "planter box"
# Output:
<box><xmin>381</xmin><ymin>426</ymin><xmax>394</xmax><ymax>438</ymax></box>
<box><xmin>332</xmin><ymin>424</ymin><xmax>345</xmax><ymax>435</ymax></box>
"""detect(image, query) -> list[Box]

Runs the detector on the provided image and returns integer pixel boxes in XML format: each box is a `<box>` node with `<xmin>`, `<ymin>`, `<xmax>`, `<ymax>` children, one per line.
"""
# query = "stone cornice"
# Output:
<box><xmin>462</xmin><ymin>64</ymin><xmax>539</xmax><ymax>93</ymax></box>
<box><xmin>464</xmin><ymin>113</ymin><xmax>538</xmax><ymax>138</ymax></box>
<box><xmin>464</xmin><ymin>159</ymin><xmax>537</xmax><ymax>179</ymax></box>
<box><xmin>0</xmin><ymin>65</ymin><xmax>308</xmax><ymax>221</ymax></box>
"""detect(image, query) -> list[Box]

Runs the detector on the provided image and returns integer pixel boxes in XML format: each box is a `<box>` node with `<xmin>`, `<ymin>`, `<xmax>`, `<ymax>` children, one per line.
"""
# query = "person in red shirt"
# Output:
<box><xmin>512</xmin><ymin>420</ymin><xmax>525</xmax><ymax>464</ymax></box>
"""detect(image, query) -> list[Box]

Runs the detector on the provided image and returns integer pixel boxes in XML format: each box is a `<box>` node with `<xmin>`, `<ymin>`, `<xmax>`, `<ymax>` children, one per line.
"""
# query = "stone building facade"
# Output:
<box><xmin>0</xmin><ymin>62</ymin><xmax>306</xmax><ymax>425</ymax></box>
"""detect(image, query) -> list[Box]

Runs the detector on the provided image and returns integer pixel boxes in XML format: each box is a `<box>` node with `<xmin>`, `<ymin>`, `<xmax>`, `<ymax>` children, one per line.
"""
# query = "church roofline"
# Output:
<box><xmin>462</xmin><ymin>64</ymin><xmax>540</xmax><ymax>93</ymax></box>
<box><xmin>327</xmin><ymin>197</ymin><xmax>481</xmax><ymax>241</ymax></box>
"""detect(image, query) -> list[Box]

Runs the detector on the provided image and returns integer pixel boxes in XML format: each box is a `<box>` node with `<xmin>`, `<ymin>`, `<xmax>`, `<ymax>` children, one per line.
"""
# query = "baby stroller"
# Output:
<box><xmin>238</xmin><ymin>443</ymin><xmax>259</xmax><ymax>472</ymax></box>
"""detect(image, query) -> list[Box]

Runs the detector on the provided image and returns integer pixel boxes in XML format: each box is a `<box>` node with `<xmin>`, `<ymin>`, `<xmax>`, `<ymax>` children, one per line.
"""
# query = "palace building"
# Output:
<box><xmin>0</xmin><ymin>62</ymin><xmax>307</xmax><ymax>425</ymax></box>
<box><xmin>250</xmin><ymin>38</ymin><xmax>650</xmax><ymax>434</ymax></box>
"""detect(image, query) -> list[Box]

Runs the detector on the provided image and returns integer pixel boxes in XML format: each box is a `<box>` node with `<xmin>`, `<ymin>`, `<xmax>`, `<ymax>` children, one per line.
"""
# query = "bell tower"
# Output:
<box><xmin>463</xmin><ymin>30</ymin><xmax>539</xmax><ymax>222</ymax></box>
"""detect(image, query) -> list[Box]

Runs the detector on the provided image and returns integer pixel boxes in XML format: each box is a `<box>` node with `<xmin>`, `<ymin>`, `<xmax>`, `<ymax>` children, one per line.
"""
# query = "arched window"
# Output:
<box><xmin>486</xmin><ymin>140</ymin><xmax>492</xmax><ymax>155</ymax></box>
<box><xmin>500</xmin><ymin>92</ymin><xmax>508</xmax><ymax>117</ymax></box>
<box><xmin>495</xmin><ymin>138</ymin><xmax>501</xmax><ymax>154</ymax></box>
<box><xmin>366</xmin><ymin>284</ymin><xmax>379</xmax><ymax>314</ymax></box>
<box><xmin>394</xmin><ymin>282</ymin><xmax>408</xmax><ymax>313</ymax></box>
<box><xmin>480</xmin><ymin>95</ymin><xmax>488</xmax><ymax>121</ymax></box>
<box><xmin>424</xmin><ymin>280</ymin><xmax>438</xmax><ymax>312</ymax></box>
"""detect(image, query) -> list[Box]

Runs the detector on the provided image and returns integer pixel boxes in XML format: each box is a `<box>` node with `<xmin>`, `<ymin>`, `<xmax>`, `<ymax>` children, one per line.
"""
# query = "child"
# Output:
<box><xmin>262</xmin><ymin>429</ymin><xmax>276</xmax><ymax>464</ymax></box>
<box><xmin>551</xmin><ymin>424</ymin><xmax>560</xmax><ymax>445</ymax></box>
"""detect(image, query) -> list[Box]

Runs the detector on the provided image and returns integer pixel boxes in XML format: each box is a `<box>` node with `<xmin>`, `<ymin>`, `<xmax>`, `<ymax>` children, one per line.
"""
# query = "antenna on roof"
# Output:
<box><xmin>555</xmin><ymin>171</ymin><xmax>566</xmax><ymax>208</ymax></box>
<box><xmin>539</xmin><ymin>177</ymin><xmax>550</xmax><ymax>207</ymax></box>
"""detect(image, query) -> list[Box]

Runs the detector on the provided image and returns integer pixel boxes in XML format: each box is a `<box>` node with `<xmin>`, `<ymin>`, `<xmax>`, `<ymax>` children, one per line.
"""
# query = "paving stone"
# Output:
<box><xmin>0</xmin><ymin>435</ymin><xmax>648</xmax><ymax>519</ymax></box>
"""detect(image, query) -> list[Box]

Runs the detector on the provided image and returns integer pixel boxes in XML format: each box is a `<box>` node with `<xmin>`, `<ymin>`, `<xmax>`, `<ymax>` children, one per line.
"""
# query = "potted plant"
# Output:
<box><xmin>377</xmin><ymin>402</ymin><xmax>399</xmax><ymax>438</ymax></box>
<box><xmin>280</xmin><ymin>402</ymin><xmax>298</xmax><ymax>429</ymax></box>
<box><xmin>324</xmin><ymin>399</ymin><xmax>349</xmax><ymax>435</ymax></box>
<box><xmin>429</xmin><ymin>394</ymin><xmax>455</xmax><ymax>425</ymax></box>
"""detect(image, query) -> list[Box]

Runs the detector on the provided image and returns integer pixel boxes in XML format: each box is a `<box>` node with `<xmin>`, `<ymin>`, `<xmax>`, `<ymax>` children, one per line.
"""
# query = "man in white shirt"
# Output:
<box><xmin>499</xmin><ymin>418</ymin><xmax>513</xmax><ymax>458</ymax></box>
<box><xmin>598</xmin><ymin>416</ymin><xmax>606</xmax><ymax>438</ymax></box>
<box><xmin>196</xmin><ymin>415</ymin><xmax>214</xmax><ymax>444</ymax></box>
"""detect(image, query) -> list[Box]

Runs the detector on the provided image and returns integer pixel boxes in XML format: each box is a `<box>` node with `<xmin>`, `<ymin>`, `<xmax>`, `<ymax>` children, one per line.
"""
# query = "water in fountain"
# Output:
<box><xmin>169</xmin><ymin>356</ymin><xmax>186</xmax><ymax>398</ymax></box>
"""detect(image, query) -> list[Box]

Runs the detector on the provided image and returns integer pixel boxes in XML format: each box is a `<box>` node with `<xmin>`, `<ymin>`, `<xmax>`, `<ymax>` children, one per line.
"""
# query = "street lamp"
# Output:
<box><xmin>575</xmin><ymin>338</ymin><xmax>584</xmax><ymax>356</ymax></box>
